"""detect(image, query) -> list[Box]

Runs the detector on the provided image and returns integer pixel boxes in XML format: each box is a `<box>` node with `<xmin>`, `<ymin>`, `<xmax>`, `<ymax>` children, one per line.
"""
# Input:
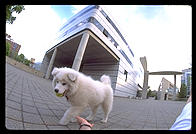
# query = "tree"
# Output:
<box><xmin>178</xmin><ymin>83</ymin><xmax>187</xmax><ymax>98</ymax></box>
<box><xmin>6</xmin><ymin>41</ymin><xmax>11</xmax><ymax>56</ymax></box>
<box><xmin>23</xmin><ymin>59</ymin><xmax>31</xmax><ymax>66</ymax></box>
<box><xmin>6</xmin><ymin>5</ymin><xmax>25</xmax><ymax>24</ymax></box>
<box><xmin>147</xmin><ymin>89</ymin><xmax>152</xmax><ymax>98</ymax></box>
<box><xmin>16</xmin><ymin>53</ymin><xmax>25</xmax><ymax>63</ymax></box>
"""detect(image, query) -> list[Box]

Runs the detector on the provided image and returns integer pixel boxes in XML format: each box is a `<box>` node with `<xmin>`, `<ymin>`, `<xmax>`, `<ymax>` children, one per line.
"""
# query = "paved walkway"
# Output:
<box><xmin>5</xmin><ymin>63</ymin><xmax>186</xmax><ymax>130</ymax></box>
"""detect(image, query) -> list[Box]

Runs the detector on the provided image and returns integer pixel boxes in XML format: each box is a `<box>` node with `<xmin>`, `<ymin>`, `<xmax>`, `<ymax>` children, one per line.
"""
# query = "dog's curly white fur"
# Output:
<box><xmin>51</xmin><ymin>67</ymin><xmax>113</xmax><ymax>125</ymax></box>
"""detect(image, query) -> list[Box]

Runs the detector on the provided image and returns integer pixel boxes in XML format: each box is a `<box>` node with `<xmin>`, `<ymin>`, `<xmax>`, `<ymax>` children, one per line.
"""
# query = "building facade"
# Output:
<box><xmin>181</xmin><ymin>68</ymin><xmax>192</xmax><ymax>97</ymax></box>
<box><xmin>157</xmin><ymin>77</ymin><xmax>179</xmax><ymax>100</ymax></box>
<box><xmin>41</xmin><ymin>5</ymin><xmax>144</xmax><ymax>98</ymax></box>
<box><xmin>6</xmin><ymin>39</ymin><xmax>21</xmax><ymax>58</ymax></box>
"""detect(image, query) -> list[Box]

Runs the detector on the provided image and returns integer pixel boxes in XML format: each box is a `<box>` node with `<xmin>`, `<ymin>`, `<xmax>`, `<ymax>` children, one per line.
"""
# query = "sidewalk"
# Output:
<box><xmin>5</xmin><ymin>63</ymin><xmax>186</xmax><ymax>130</ymax></box>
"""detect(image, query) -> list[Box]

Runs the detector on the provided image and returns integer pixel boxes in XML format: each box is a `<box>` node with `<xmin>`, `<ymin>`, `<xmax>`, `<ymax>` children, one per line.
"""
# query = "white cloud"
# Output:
<box><xmin>6</xmin><ymin>5</ymin><xmax>65</xmax><ymax>63</ymax></box>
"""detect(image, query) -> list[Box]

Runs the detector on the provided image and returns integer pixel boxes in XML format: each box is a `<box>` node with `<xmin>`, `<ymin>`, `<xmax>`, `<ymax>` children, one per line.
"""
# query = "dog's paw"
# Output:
<box><xmin>100</xmin><ymin>119</ymin><xmax>107</xmax><ymax>123</ymax></box>
<box><xmin>59</xmin><ymin>120</ymin><xmax>69</xmax><ymax>125</ymax></box>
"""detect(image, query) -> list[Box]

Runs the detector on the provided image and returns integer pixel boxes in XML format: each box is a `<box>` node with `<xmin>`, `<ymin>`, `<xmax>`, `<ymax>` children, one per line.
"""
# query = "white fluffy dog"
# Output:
<box><xmin>51</xmin><ymin>67</ymin><xmax>113</xmax><ymax>125</ymax></box>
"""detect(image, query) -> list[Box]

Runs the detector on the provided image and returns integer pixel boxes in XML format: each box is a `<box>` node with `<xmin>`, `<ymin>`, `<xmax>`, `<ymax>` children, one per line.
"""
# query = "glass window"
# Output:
<box><xmin>92</xmin><ymin>17</ymin><xmax>104</xmax><ymax>32</ymax></box>
<box><xmin>103</xmin><ymin>29</ymin><xmax>109</xmax><ymax>37</ymax></box>
<box><xmin>60</xmin><ymin>5</ymin><xmax>97</xmax><ymax>31</ymax></box>
<box><xmin>113</xmin><ymin>42</ymin><xmax>118</xmax><ymax>48</ymax></box>
<box><xmin>124</xmin><ymin>70</ymin><xmax>128</xmax><ymax>82</ymax></box>
<box><xmin>99</xmin><ymin>9</ymin><xmax>135</xmax><ymax>57</ymax></box>
<box><xmin>100</xmin><ymin>10</ymin><xmax>108</xmax><ymax>18</ymax></box>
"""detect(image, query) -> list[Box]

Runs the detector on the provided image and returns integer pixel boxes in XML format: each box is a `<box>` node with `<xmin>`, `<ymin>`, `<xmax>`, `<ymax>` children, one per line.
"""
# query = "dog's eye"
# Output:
<box><xmin>56</xmin><ymin>81</ymin><xmax>59</xmax><ymax>83</ymax></box>
<box><xmin>62</xmin><ymin>83</ymin><xmax>66</xmax><ymax>86</ymax></box>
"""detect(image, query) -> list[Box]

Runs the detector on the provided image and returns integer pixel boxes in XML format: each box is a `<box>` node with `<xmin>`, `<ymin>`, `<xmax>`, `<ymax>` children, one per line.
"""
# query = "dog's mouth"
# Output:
<box><xmin>56</xmin><ymin>90</ymin><xmax>68</xmax><ymax>97</ymax></box>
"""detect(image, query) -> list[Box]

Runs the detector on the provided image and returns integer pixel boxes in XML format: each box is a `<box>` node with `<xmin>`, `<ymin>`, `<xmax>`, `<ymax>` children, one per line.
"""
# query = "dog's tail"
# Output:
<box><xmin>100</xmin><ymin>75</ymin><xmax>111</xmax><ymax>85</ymax></box>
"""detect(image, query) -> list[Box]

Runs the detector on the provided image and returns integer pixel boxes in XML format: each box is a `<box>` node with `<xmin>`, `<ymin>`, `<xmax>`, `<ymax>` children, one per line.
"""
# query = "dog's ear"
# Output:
<box><xmin>68</xmin><ymin>73</ymin><xmax>77</xmax><ymax>82</ymax></box>
<box><xmin>52</xmin><ymin>67</ymin><xmax>59</xmax><ymax>76</ymax></box>
<box><xmin>52</xmin><ymin>77</ymin><xmax>56</xmax><ymax>88</ymax></box>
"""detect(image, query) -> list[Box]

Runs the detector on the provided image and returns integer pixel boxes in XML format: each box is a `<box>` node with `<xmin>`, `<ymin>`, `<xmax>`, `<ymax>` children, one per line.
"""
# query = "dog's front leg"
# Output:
<box><xmin>59</xmin><ymin>106</ymin><xmax>85</xmax><ymax>125</ymax></box>
<box><xmin>59</xmin><ymin>108</ymin><xmax>72</xmax><ymax>125</ymax></box>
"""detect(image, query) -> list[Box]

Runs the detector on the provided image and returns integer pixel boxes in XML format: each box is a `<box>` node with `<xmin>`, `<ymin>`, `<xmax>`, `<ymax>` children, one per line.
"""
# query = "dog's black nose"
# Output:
<box><xmin>54</xmin><ymin>89</ymin><xmax>59</xmax><ymax>93</ymax></box>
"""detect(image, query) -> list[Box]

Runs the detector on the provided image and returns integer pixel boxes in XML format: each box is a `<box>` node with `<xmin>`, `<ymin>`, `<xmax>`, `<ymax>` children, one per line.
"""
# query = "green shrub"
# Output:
<box><xmin>178</xmin><ymin>83</ymin><xmax>187</xmax><ymax>98</ymax></box>
<box><xmin>6</xmin><ymin>42</ymin><xmax>11</xmax><ymax>56</ymax></box>
<box><xmin>23</xmin><ymin>59</ymin><xmax>31</xmax><ymax>66</ymax></box>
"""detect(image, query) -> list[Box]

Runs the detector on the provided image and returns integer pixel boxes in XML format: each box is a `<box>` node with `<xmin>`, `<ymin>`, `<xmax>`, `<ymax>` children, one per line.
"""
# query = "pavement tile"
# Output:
<box><xmin>37</xmin><ymin>107</ymin><xmax>56</xmax><ymax>116</ymax></box>
<box><xmin>9</xmin><ymin>90</ymin><xmax>22</xmax><ymax>98</ymax></box>
<box><xmin>6</xmin><ymin>99</ymin><xmax>21</xmax><ymax>111</ymax></box>
<box><xmin>129</xmin><ymin>124</ymin><xmax>144</xmax><ymax>130</ymax></box>
<box><xmin>22</xmin><ymin>104</ymin><xmax>38</xmax><ymax>114</ymax></box>
<box><xmin>156</xmin><ymin>123</ymin><xmax>169</xmax><ymax>129</ymax></box>
<box><xmin>143</xmin><ymin>122</ymin><xmax>157</xmax><ymax>128</ymax></box>
<box><xmin>24</xmin><ymin>123</ymin><xmax>48</xmax><ymax>130</ymax></box>
<box><xmin>50</xmin><ymin>109</ymin><xmax>66</xmax><ymax>120</ymax></box>
<box><xmin>23</xmin><ymin>112</ymin><xmax>44</xmax><ymax>124</ymax></box>
<box><xmin>142</xmin><ymin>127</ymin><xmax>157</xmax><ymax>130</ymax></box>
<box><xmin>47</xmin><ymin>125</ymin><xmax>69</xmax><ymax>130</ymax></box>
<box><xmin>21</xmin><ymin>94</ymin><xmax>32</xmax><ymax>100</ymax></box>
<box><xmin>6</xmin><ymin>107</ymin><xmax>22</xmax><ymax>121</ymax></box>
<box><xmin>22</xmin><ymin>92</ymin><xmax>32</xmax><ymax>98</ymax></box>
<box><xmin>67</xmin><ymin>122</ymin><xmax>80</xmax><ymax>130</ymax></box>
<box><xmin>6</xmin><ymin>118</ymin><xmax>24</xmax><ymax>130</ymax></box>
<box><xmin>34</xmin><ymin>102</ymin><xmax>49</xmax><ymax>109</ymax></box>
<box><xmin>115</xmin><ymin>119</ymin><xmax>133</xmax><ymax>128</ymax></box>
<box><xmin>130</xmin><ymin>121</ymin><xmax>146</xmax><ymax>129</ymax></box>
<box><xmin>6</xmin><ymin>82</ymin><xmax>14</xmax><ymax>88</ymax></box>
<box><xmin>7</xmin><ymin>93</ymin><xmax>22</xmax><ymax>103</ymax></box>
<box><xmin>93</xmin><ymin>122</ymin><xmax>112</xmax><ymax>130</ymax></box>
<box><xmin>102</xmin><ymin>123</ymin><xmax>129</xmax><ymax>130</ymax></box>
<box><xmin>47</xmin><ymin>104</ymin><xmax>62</xmax><ymax>110</ymax></box>
<box><xmin>156</xmin><ymin>127</ymin><xmax>169</xmax><ymax>130</ymax></box>
<box><xmin>22</xmin><ymin>98</ymin><xmax>35</xmax><ymax>107</ymax></box>
<box><xmin>41</xmin><ymin>115</ymin><xmax>60</xmax><ymax>125</ymax></box>
<box><xmin>32</xmin><ymin>97</ymin><xmax>46</xmax><ymax>103</ymax></box>
<box><xmin>108</xmin><ymin>116</ymin><xmax>122</xmax><ymax>124</ymax></box>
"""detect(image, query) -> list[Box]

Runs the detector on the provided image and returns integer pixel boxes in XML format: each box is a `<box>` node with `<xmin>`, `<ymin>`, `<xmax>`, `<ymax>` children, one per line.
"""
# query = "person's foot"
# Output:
<box><xmin>76</xmin><ymin>116</ymin><xmax>94</xmax><ymax>129</ymax></box>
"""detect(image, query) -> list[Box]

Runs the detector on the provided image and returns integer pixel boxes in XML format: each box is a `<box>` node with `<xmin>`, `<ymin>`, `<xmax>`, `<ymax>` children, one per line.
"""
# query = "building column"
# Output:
<box><xmin>172</xmin><ymin>74</ymin><xmax>177</xmax><ymax>100</ymax></box>
<box><xmin>45</xmin><ymin>48</ymin><xmax>57</xmax><ymax>79</ymax></box>
<box><xmin>72</xmin><ymin>32</ymin><xmax>89</xmax><ymax>71</ymax></box>
<box><xmin>140</xmin><ymin>56</ymin><xmax>148</xmax><ymax>99</ymax></box>
<box><xmin>142</xmin><ymin>71</ymin><xmax>149</xmax><ymax>99</ymax></box>
<box><xmin>40</xmin><ymin>54</ymin><xmax>49</xmax><ymax>74</ymax></box>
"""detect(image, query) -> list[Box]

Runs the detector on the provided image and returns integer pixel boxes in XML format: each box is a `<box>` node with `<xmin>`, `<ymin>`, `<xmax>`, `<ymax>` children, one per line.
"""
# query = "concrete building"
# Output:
<box><xmin>181</xmin><ymin>68</ymin><xmax>192</xmax><ymax>97</ymax></box>
<box><xmin>6</xmin><ymin>39</ymin><xmax>21</xmax><ymax>58</ymax></box>
<box><xmin>29</xmin><ymin>58</ymin><xmax>35</xmax><ymax>68</ymax></box>
<box><xmin>157</xmin><ymin>77</ymin><xmax>179</xmax><ymax>100</ymax></box>
<box><xmin>40</xmin><ymin>5</ymin><xmax>144</xmax><ymax>98</ymax></box>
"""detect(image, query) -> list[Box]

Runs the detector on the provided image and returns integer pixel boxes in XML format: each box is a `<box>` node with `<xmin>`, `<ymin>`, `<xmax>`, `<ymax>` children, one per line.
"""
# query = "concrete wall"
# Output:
<box><xmin>6</xmin><ymin>56</ymin><xmax>44</xmax><ymax>78</ymax></box>
<box><xmin>40</xmin><ymin>54</ymin><xmax>50</xmax><ymax>76</ymax></box>
<box><xmin>114</xmin><ymin>60</ymin><xmax>139</xmax><ymax>98</ymax></box>
<box><xmin>81</xmin><ymin>62</ymin><xmax>119</xmax><ymax>90</ymax></box>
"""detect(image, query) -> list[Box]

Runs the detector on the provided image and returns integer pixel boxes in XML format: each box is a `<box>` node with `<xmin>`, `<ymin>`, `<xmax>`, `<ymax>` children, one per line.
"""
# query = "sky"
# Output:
<box><xmin>6</xmin><ymin>5</ymin><xmax>192</xmax><ymax>91</ymax></box>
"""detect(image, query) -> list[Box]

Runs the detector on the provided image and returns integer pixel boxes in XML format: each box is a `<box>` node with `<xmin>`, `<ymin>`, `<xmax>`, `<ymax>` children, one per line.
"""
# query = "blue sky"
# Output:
<box><xmin>135</xmin><ymin>5</ymin><xmax>164</xmax><ymax>19</ymax></box>
<box><xmin>6</xmin><ymin>5</ymin><xmax>192</xmax><ymax>91</ymax></box>
<box><xmin>51</xmin><ymin>5</ymin><xmax>164</xmax><ymax>20</ymax></box>
<box><xmin>51</xmin><ymin>5</ymin><xmax>73</xmax><ymax>20</ymax></box>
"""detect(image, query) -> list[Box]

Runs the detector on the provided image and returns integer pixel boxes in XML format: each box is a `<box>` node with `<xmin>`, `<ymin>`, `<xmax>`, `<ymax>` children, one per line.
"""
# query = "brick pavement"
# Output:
<box><xmin>5</xmin><ymin>63</ymin><xmax>186</xmax><ymax>130</ymax></box>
